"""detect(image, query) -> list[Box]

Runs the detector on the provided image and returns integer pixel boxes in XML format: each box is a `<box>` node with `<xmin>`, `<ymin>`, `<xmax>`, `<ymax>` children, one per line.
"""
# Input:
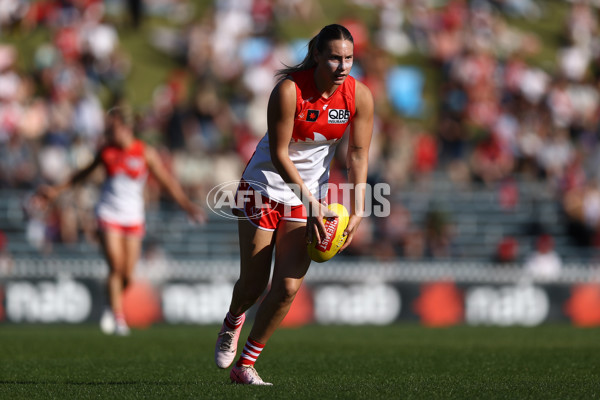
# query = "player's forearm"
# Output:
<box><xmin>347</xmin><ymin>153</ymin><xmax>368</xmax><ymax>217</ymax></box>
<box><xmin>68</xmin><ymin>170</ymin><xmax>89</xmax><ymax>187</ymax></box>
<box><xmin>57</xmin><ymin>163</ymin><xmax>95</xmax><ymax>191</ymax></box>
<box><xmin>164</xmin><ymin>182</ymin><xmax>194</xmax><ymax>212</ymax></box>
<box><xmin>272</xmin><ymin>154</ymin><xmax>320</xmax><ymax>211</ymax></box>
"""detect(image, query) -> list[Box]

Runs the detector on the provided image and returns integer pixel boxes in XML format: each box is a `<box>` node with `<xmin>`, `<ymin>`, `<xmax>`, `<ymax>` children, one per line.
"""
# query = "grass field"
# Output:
<box><xmin>1</xmin><ymin>324</ymin><xmax>599</xmax><ymax>399</ymax></box>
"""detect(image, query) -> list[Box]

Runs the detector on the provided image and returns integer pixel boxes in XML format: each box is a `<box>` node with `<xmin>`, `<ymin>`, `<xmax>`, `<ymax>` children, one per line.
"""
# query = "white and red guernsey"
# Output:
<box><xmin>243</xmin><ymin>67</ymin><xmax>356</xmax><ymax>205</ymax></box>
<box><xmin>95</xmin><ymin>140</ymin><xmax>148</xmax><ymax>226</ymax></box>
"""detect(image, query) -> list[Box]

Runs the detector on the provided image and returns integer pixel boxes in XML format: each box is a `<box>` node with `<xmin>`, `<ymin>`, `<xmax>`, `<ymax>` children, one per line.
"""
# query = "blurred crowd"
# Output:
<box><xmin>1</xmin><ymin>0</ymin><xmax>600</xmax><ymax>267</ymax></box>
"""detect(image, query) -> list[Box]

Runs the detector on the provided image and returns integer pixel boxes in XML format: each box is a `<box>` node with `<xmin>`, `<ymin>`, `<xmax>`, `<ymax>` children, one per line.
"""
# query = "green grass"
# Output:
<box><xmin>117</xmin><ymin>23</ymin><xmax>182</xmax><ymax>107</ymax></box>
<box><xmin>505</xmin><ymin>1</ymin><xmax>570</xmax><ymax>71</ymax></box>
<box><xmin>0</xmin><ymin>324</ymin><xmax>599</xmax><ymax>399</ymax></box>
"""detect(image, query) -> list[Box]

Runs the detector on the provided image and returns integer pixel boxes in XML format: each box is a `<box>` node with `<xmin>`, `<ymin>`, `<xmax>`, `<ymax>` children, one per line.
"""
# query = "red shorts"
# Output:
<box><xmin>234</xmin><ymin>180</ymin><xmax>307</xmax><ymax>231</ymax></box>
<box><xmin>97</xmin><ymin>218</ymin><xmax>145</xmax><ymax>238</ymax></box>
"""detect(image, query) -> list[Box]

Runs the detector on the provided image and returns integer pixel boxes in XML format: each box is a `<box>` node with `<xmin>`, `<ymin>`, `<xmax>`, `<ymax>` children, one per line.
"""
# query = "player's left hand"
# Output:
<box><xmin>186</xmin><ymin>203</ymin><xmax>207</xmax><ymax>225</ymax></box>
<box><xmin>339</xmin><ymin>214</ymin><xmax>362</xmax><ymax>253</ymax></box>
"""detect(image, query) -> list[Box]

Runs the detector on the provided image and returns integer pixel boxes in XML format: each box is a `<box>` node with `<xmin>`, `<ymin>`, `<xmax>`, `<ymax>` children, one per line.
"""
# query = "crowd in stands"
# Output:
<box><xmin>1</xmin><ymin>0</ymin><xmax>599</xmax><ymax>265</ymax></box>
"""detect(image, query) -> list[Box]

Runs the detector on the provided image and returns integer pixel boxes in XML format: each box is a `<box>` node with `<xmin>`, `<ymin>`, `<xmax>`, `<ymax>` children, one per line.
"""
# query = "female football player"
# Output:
<box><xmin>38</xmin><ymin>106</ymin><xmax>204</xmax><ymax>335</ymax></box>
<box><xmin>215</xmin><ymin>24</ymin><xmax>374</xmax><ymax>385</ymax></box>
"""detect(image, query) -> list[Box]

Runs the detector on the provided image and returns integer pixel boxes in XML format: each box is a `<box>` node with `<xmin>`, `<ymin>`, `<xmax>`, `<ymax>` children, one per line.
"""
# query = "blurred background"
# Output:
<box><xmin>2</xmin><ymin>0</ymin><xmax>600</xmax><ymax>328</ymax></box>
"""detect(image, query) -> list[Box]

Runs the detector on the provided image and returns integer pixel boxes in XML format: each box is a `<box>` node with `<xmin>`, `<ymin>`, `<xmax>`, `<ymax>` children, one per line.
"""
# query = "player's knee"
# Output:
<box><xmin>244</xmin><ymin>288</ymin><xmax>266</xmax><ymax>305</ymax></box>
<box><xmin>239</xmin><ymin>276</ymin><xmax>268</xmax><ymax>294</ymax></box>
<box><xmin>108</xmin><ymin>267</ymin><xmax>124</xmax><ymax>279</ymax></box>
<box><xmin>109</xmin><ymin>265</ymin><xmax>131</xmax><ymax>282</ymax></box>
<box><xmin>271</xmin><ymin>282</ymin><xmax>299</xmax><ymax>306</ymax></box>
<box><xmin>235</xmin><ymin>279</ymin><xmax>267</xmax><ymax>304</ymax></box>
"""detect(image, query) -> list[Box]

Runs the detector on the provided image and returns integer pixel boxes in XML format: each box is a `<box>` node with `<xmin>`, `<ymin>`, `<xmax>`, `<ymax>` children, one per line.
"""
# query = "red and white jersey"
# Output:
<box><xmin>95</xmin><ymin>140</ymin><xmax>148</xmax><ymax>225</ymax></box>
<box><xmin>243</xmin><ymin>68</ymin><xmax>356</xmax><ymax>205</ymax></box>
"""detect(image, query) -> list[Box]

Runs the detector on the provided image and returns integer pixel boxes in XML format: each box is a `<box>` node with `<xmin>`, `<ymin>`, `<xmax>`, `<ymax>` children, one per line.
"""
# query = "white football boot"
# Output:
<box><xmin>100</xmin><ymin>309</ymin><xmax>116</xmax><ymax>335</ymax></box>
<box><xmin>230</xmin><ymin>364</ymin><xmax>273</xmax><ymax>386</ymax></box>
<box><xmin>115</xmin><ymin>320</ymin><xmax>131</xmax><ymax>336</ymax></box>
<box><xmin>214</xmin><ymin>314</ymin><xmax>246</xmax><ymax>369</ymax></box>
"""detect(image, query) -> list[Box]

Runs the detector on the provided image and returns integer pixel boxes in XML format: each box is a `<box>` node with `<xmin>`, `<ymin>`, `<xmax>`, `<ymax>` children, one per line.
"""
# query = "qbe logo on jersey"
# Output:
<box><xmin>328</xmin><ymin>109</ymin><xmax>350</xmax><ymax>124</ymax></box>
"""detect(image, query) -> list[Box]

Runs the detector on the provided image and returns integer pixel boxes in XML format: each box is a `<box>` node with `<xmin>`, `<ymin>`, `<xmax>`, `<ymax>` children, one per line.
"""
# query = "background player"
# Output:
<box><xmin>38</xmin><ymin>106</ymin><xmax>204</xmax><ymax>335</ymax></box>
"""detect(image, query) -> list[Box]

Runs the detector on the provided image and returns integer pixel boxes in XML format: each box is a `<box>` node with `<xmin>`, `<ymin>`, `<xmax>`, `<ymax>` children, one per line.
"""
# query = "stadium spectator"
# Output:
<box><xmin>498</xmin><ymin>176</ymin><xmax>519</xmax><ymax>211</ymax></box>
<box><xmin>470</xmin><ymin>133</ymin><xmax>514</xmax><ymax>186</ymax></box>
<box><xmin>563</xmin><ymin>179</ymin><xmax>600</xmax><ymax>247</ymax></box>
<box><xmin>375</xmin><ymin>201</ymin><xmax>412</xmax><ymax>259</ymax></box>
<box><xmin>423</xmin><ymin>208</ymin><xmax>456</xmax><ymax>259</ymax></box>
<box><xmin>523</xmin><ymin>233</ymin><xmax>562</xmax><ymax>281</ymax></box>
<box><xmin>412</xmin><ymin>130</ymin><xmax>438</xmax><ymax>183</ymax></box>
<box><xmin>495</xmin><ymin>235</ymin><xmax>519</xmax><ymax>264</ymax></box>
<box><xmin>402</xmin><ymin>228</ymin><xmax>427</xmax><ymax>260</ymax></box>
<box><xmin>36</xmin><ymin>106</ymin><xmax>204</xmax><ymax>336</ymax></box>
<box><xmin>0</xmin><ymin>230</ymin><xmax>14</xmax><ymax>275</ymax></box>
<box><xmin>214</xmin><ymin>24</ymin><xmax>374</xmax><ymax>385</ymax></box>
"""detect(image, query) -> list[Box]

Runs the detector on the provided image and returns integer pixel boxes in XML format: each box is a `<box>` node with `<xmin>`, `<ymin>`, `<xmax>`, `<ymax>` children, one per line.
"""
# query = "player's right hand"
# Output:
<box><xmin>36</xmin><ymin>185</ymin><xmax>60</xmax><ymax>203</ymax></box>
<box><xmin>306</xmin><ymin>201</ymin><xmax>338</xmax><ymax>245</ymax></box>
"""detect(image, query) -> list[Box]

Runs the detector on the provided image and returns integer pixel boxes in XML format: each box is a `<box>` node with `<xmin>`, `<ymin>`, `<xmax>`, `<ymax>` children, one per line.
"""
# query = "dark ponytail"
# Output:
<box><xmin>275</xmin><ymin>24</ymin><xmax>354</xmax><ymax>82</ymax></box>
<box><xmin>106</xmin><ymin>105</ymin><xmax>134</xmax><ymax>128</ymax></box>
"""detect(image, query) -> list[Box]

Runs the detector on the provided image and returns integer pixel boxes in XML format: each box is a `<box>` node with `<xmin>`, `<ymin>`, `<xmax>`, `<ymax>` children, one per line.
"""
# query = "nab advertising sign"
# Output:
<box><xmin>1</xmin><ymin>277</ymin><xmax>103</xmax><ymax>324</ymax></box>
<box><xmin>0</xmin><ymin>274</ymin><xmax>597</xmax><ymax>327</ymax></box>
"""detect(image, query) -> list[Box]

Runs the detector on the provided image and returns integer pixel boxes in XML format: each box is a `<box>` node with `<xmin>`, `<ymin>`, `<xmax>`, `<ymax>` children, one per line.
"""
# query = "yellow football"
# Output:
<box><xmin>307</xmin><ymin>203</ymin><xmax>349</xmax><ymax>263</ymax></box>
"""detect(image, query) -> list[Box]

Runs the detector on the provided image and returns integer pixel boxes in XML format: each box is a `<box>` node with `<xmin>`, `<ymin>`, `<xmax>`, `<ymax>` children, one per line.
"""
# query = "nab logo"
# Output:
<box><xmin>306</xmin><ymin>110</ymin><xmax>320</xmax><ymax>122</ymax></box>
<box><xmin>328</xmin><ymin>109</ymin><xmax>350</xmax><ymax>124</ymax></box>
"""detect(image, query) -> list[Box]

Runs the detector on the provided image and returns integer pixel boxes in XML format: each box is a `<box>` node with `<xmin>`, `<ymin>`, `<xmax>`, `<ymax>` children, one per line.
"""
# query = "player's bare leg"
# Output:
<box><xmin>114</xmin><ymin>235</ymin><xmax>142</xmax><ymax>335</ymax></box>
<box><xmin>230</xmin><ymin>220</ymin><xmax>310</xmax><ymax>385</ymax></box>
<box><xmin>216</xmin><ymin>218</ymin><xmax>275</xmax><ymax>369</ymax></box>
<box><xmin>229</xmin><ymin>219</ymin><xmax>275</xmax><ymax>314</ymax></box>
<box><xmin>250</xmin><ymin>220</ymin><xmax>310</xmax><ymax>343</ymax></box>
<box><xmin>98</xmin><ymin>229</ymin><xmax>126</xmax><ymax>335</ymax></box>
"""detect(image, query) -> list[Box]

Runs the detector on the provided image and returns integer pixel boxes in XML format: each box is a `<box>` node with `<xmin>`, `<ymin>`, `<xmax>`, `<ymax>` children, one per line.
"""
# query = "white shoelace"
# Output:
<box><xmin>218</xmin><ymin>330</ymin><xmax>235</xmax><ymax>351</ymax></box>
